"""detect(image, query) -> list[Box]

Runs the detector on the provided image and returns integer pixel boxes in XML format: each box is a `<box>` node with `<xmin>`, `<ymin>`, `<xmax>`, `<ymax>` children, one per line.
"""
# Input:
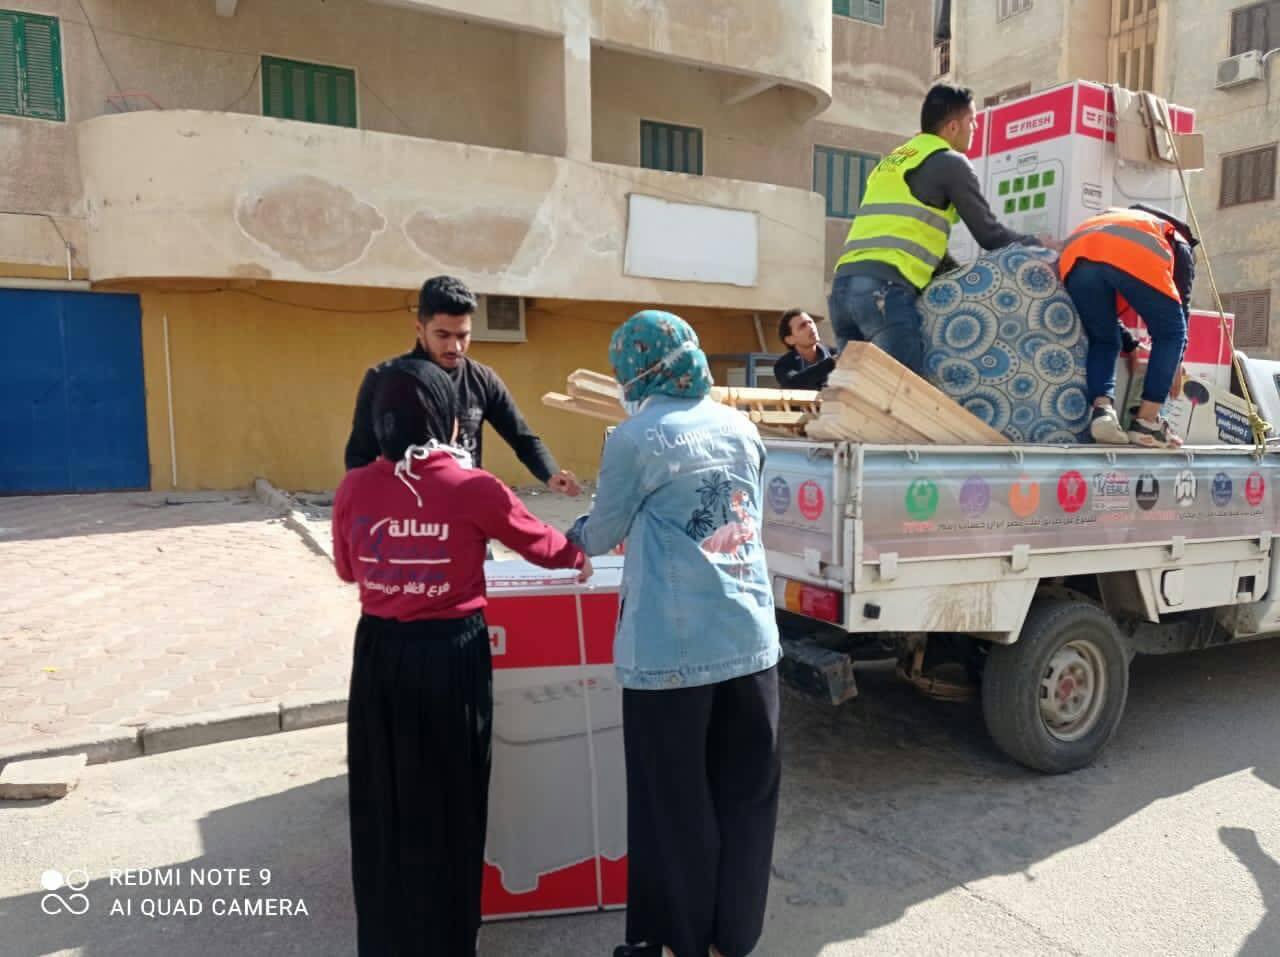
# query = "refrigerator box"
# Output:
<box><xmin>481</xmin><ymin>557</ymin><xmax>627</xmax><ymax>920</ymax></box>
<box><xmin>1116</xmin><ymin>308</ymin><xmax>1236</xmax><ymax>407</ymax></box>
<box><xmin>949</xmin><ymin>81</ymin><xmax>1196</xmax><ymax>259</ymax></box>
<box><xmin>1123</xmin><ymin>368</ymin><xmax>1252</xmax><ymax>445</ymax></box>
<box><xmin>948</xmin><ymin>108</ymin><xmax>988</xmax><ymax>264</ymax></box>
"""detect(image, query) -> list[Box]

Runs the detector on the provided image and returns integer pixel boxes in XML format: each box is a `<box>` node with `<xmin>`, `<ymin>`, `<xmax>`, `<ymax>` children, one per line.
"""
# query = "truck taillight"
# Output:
<box><xmin>780</xmin><ymin>578</ymin><xmax>842</xmax><ymax>624</ymax></box>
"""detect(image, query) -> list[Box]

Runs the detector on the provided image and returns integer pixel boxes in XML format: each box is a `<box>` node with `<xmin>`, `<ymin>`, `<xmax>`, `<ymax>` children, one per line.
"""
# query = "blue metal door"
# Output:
<box><xmin>0</xmin><ymin>289</ymin><xmax>149</xmax><ymax>493</ymax></box>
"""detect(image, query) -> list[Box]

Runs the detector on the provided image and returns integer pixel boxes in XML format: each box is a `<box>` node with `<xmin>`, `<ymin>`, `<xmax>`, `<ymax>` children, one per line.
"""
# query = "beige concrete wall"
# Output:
<box><xmin>589</xmin><ymin>0</ymin><xmax>832</xmax><ymax>112</ymax></box>
<box><xmin>79</xmin><ymin>110</ymin><xmax>827</xmax><ymax>314</ymax></box>
<box><xmin>0</xmin><ymin>0</ymin><xmax>541</xmax><ymax>273</ymax></box>
<box><xmin>1167</xmin><ymin>0</ymin><xmax>1280</xmax><ymax>356</ymax></box>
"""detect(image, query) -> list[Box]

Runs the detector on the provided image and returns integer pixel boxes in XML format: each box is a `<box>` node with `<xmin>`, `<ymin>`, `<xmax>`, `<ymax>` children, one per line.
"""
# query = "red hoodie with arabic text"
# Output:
<box><xmin>332</xmin><ymin>453</ymin><xmax>584</xmax><ymax>621</ymax></box>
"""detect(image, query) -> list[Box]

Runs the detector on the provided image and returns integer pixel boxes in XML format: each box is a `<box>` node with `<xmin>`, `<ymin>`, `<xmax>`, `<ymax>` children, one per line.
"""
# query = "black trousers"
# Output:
<box><xmin>623</xmin><ymin>666</ymin><xmax>782</xmax><ymax>957</ymax></box>
<box><xmin>347</xmin><ymin>612</ymin><xmax>493</xmax><ymax>957</ymax></box>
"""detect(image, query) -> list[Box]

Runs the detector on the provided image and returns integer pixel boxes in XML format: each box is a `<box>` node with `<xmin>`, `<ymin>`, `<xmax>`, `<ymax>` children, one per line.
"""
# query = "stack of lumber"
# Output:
<box><xmin>805</xmin><ymin>342</ymin><xmax>1010</xmax><ymax>445</ymax></box>
<box><xmin>542</xmin><ymin>370</ymin><xmax>819</xmax><ymax>437</ymax></box>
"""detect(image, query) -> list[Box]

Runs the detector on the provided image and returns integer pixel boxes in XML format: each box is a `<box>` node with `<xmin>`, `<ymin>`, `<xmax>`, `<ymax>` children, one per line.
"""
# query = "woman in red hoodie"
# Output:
<box><xmin>332</xmin><ymin>358</ymin><xmax>590</xmax><ymax>956</ymax></box>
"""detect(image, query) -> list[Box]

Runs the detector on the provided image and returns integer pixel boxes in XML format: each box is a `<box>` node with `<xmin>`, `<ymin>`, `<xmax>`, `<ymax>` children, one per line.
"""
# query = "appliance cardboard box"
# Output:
<box><xmin>481</xmin><ymin>557</ymin><xmax>626</xmax><ymax>920</ymax></box>
<box><xmin>948</xmin><ymin>81</ymin><xmax>1196</xmax><ymax>258</ymax></box>
<box><xmin>1124</xmin><ymin>368</ymin><xmax>1252</xmax><ymax>445</ymax></box>
<box><xmin>1119</xmin><ymin>308</ymin><xmax>1235</xmax><ymax>394</ymax></box>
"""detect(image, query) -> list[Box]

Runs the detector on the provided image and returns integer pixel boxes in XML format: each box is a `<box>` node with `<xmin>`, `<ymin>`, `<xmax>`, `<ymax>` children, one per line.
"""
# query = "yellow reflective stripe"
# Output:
<box><xmin>841</xmin><ymin>236</ymin><xmax>943</xmax><ymax>268</ymax></box>
<box><xmin>854</xmin><ymin>202</ymin><xmax>952</xmax><ymax>233</ymax></box>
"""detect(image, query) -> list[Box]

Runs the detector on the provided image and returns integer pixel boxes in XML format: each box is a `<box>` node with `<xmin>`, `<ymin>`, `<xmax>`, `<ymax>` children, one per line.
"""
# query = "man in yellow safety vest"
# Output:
<box><xmin>830</xmin><ymin>84</ymin><xmax>1053</xmax><ymax>373</ymax></box>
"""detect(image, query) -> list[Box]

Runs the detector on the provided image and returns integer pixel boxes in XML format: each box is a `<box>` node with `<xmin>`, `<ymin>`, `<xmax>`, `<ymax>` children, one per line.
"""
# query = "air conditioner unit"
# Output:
<box><xmin>1216</xmin><ymin>50</ymin><xmax>1265</xmax><ymax>90</ymax></box>
<box><xmin>473</xmin><ymin>295</ymin><xmax>526</xmax><ymax>342</ymax></box>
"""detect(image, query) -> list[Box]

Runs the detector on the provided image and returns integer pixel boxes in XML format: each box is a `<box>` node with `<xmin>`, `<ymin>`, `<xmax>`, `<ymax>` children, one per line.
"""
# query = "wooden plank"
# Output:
<box><xmin>823</xmin><ymin>343</ymin><xmax>1009</xmax><ymax>445</ymax></box>
<box><xmin>541</xmin><ymin>393</ymin><xmax>625</xmax><ymax>423</ymax></box>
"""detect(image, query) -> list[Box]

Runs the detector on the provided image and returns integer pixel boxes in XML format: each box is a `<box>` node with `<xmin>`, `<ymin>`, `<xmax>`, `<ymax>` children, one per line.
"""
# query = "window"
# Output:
<box><xmin>1110</xmin><ymin>0</ymin><xmax>1161</xmax><ymax>92</ymax></box>
<box><xmin>984</xmin><ymin>83</ymin><xmax>1031</xmax><ymax>107</ymax></box>
<box><xmin>834</xmin><ymin>0</ymin><xmax>885</xmax><ymax>25</ymax></box>
<box><xmin>261</xmin><ymin>56</ymin><xmax>357</xmax><ymax>128</ymax></box>
<box><xmin>1231</xmin><ymin>1</ymin><xmax>1280</xmax><ymax>56</ymax></box>
<box><xmin>998</xmin><ymin>0</ymin><xmax>1033</xmax><ymax>21</ymax></box>
<box><xmin>813</xmin><ymin>146</ymin><xmax>880</xmax><ymax>218</ymax></box>
<box><xmin>0</xmin><ymin>10</ymin><xmax>64</xmax><ymax>121</ymax></box>
<box><xmin>1221</xmin><ymin>290</ymin><xmax>1272</xmax><ymax>349</ymax></box>
<box><xmin>1220</xmin><ymin>144</ymin><xmax>1277</xmax><ymax>207</ymax></box>
<box><xmin>640</xmin><ymin>120</ymin><xmax>703</xmax><ymax>175</ymax></box>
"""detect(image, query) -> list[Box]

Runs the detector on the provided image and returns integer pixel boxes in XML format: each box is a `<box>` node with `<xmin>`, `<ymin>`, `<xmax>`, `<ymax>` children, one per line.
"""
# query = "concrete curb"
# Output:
<box><xmin>252</xmin><ymin>477</ymin><xmax>334</xmax><ymax>562</ymax></box>
<box><xmin>0</xmin><ymin>695</ymin><xmax>349</xmax><ymax>773</ymax></box>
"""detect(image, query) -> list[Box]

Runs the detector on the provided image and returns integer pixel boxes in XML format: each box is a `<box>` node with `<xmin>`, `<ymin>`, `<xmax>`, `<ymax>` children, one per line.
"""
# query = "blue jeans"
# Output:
<box><xmin>1064</xmin><ymin>260</ymin><xmax>1187</xmax><ymax>405</ymax></box>
<box><xmin>828</xmin><ymin>273</ymin><xmax>926</xmax><ymax>374</ymax></box>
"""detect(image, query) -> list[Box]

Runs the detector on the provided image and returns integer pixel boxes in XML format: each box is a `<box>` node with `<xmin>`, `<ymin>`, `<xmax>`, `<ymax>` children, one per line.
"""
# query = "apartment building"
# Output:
<box><xmin>945</xmin><ymin>0</ymin><xmax>1279</xmax><ymax>357</ymax></box>
<box><xmin>0</xmin><ymin>0</ymin><xmax>932</xmax><ymax>494</ymax></box>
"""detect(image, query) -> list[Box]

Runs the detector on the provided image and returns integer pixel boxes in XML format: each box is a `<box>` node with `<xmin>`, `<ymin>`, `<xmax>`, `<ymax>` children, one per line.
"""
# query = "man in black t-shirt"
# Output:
<box><xmin>344</xmin><ymin>276</ymin><xmax>581</xmax><ymax>495</ymax></box>
<box><xmin>772</xmin><ymin>309</ymin><xmax>835</xmax><ymax>391</ymax></box>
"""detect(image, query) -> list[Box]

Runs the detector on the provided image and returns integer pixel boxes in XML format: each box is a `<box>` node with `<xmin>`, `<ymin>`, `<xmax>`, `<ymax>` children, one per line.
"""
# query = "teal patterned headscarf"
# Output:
<box><xmin>608</xmin><ymin>310</ymin><xmax>713</xmax><ymax>404</ymax></box>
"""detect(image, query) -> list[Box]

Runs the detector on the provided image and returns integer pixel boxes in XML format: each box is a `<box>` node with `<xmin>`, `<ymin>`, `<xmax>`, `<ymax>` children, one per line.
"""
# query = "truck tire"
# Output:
<box><xmin>982</xmin><ymin>600</ymin><xmax>1129</xmax><ymax>774</ymax></box>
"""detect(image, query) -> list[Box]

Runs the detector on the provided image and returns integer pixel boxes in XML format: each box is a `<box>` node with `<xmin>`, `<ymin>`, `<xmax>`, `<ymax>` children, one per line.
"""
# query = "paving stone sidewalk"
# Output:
<box><xmin>0</xmin><ymin>487</ymin><xmax>587</xmax><ymax>762</ymax></box>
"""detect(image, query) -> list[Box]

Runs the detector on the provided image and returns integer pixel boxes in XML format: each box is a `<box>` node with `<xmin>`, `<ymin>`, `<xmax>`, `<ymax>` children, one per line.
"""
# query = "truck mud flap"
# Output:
<box><xmin>779</xmin><ymin>636</ymin><xmax>858</xmax><ymax>706</ymax></box>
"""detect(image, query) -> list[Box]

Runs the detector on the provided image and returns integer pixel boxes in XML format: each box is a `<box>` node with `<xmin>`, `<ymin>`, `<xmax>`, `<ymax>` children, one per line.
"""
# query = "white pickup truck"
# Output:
<box><xmin>762</xmin><ymin>390</ymin><xmax>1280</xmax><ymax>773</ymax></box>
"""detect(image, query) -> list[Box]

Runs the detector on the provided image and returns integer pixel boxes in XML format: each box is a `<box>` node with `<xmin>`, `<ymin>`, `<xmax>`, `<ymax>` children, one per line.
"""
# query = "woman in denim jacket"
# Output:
<box><xmin>569</xmin><ymin>311</ymin><xmax>782</xmax><ymax>957</ymax></box>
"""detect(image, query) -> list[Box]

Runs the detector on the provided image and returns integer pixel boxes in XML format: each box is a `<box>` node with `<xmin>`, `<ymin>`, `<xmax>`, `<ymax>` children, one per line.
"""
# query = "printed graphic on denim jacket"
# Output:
<box><xmin>919</xmin><ymin>245</ymin><xmax>1090</xmax><ymax>444</ymax></box>
<box><xmin>685</xmin><ymin>469</ymin><xmax>759</xmax><ymax>575</ymax></box>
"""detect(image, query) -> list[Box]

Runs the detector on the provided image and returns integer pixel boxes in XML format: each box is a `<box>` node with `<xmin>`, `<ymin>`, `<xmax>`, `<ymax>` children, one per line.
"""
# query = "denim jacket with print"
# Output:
<box><xmin>569</xmin><ymin>396</ymin><xmax>780</xmax><ymax>690</ymax></box>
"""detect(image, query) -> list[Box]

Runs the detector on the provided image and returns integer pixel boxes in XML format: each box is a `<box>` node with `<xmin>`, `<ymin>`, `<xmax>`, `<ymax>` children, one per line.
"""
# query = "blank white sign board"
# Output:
<box><xmin>623</xmin><ymin>194</ymin><xmax>759</xmax><ymax>287</ymax></box>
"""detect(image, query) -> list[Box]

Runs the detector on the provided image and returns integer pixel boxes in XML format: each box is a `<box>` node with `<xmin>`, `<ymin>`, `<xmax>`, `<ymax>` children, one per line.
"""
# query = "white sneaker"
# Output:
<box><xmin>1089</xmin><ymin>405</ymin><xmax>1130</xmax><ymax>445</ymax></box>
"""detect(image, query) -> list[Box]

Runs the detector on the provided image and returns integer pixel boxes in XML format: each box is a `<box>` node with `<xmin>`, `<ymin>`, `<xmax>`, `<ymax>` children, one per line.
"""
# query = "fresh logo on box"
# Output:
<box><xmin>1080</xmin><ymin>107</ymin><xmax>1115</xmax><ymax>134</ymax></box>
<box><xmin>489</xmin><ymin>626</ymin><xmax>507</xmax><ymax>656</ymax></box>
<box><xmin>1006</xmin><ymin>112</ymin><xmax>1054</xmax><ymax>140</ymax></box>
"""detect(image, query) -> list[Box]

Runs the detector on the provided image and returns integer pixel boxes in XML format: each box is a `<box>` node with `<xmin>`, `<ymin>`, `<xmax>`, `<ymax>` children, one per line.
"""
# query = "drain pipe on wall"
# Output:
<box><xmin>163</xmin><ymin>313</ymin><xmax>179</xmax><ymax>489</ymax></box>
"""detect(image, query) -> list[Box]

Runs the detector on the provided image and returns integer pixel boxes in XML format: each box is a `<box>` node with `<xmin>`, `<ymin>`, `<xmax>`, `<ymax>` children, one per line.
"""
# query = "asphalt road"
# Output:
<box><xmin>3</xmin><ymin>640</ymin><xmax>1279</xmax><ymax>956</ymax></box>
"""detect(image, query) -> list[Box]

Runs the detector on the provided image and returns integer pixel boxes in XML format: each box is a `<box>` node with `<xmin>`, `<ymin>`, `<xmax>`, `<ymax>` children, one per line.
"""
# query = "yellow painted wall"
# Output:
<box><xmin>138</xmin><ymin>284</ymin><xmax>761</xmax><ymax>492</ymax></box>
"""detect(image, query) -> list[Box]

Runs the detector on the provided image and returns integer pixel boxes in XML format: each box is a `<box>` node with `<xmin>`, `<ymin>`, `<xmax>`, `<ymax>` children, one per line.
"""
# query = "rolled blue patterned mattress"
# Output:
<box><xmin>919</xmin><ymin>245</ymin><xmax>1090</xmax><ymax>444</ymax></box>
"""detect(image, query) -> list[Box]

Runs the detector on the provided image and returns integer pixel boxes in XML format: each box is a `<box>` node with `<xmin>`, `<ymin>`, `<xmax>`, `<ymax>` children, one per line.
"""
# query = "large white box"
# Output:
<box><xmin>949</xmin><ymin>81</ymin><xmax>1196</xmax><ymax>258</ymax></box>
<box><xmin>480</xmin><ymin>557</ymin><xmax>628</xmax><ymax>920</ymax></box>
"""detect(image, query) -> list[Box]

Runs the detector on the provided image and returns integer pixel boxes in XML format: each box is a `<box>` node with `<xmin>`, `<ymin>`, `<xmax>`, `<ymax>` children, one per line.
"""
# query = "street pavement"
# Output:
<box><xmin>0</xmin><ymin>488</ymin><xmax>587</xmax><ymax>757</ymax></box>
<box><xmin>3</xmin><ymin>642</ymin><xmax>1280</xmax><ymax>956</ymax></box>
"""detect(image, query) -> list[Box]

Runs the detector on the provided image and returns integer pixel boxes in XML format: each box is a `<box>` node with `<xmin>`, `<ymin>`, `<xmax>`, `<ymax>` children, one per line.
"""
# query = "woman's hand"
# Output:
<box><xmin>577</xmin><ymin>555</ymin><xmax>594</xmax><ymax>583</ymax></box>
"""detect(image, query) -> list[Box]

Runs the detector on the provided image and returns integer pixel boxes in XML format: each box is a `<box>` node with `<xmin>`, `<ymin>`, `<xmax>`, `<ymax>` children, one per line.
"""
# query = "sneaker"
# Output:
<box><xmin>1089</xmin><ymin>405</ymin><xmax>1130</xmax><ymax>445</ymax></box>
<box><xmin>1128</xmin><ymin>416</ymin><xmax>1183</xmax><ymax>449</ymax></box>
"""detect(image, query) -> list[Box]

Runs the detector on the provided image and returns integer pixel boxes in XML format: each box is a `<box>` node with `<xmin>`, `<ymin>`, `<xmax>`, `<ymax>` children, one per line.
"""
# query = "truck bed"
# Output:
<box><xmin>762</xmin><ymin>439</ymin><xmax>1280</xmax><ymax>641</ymax></box>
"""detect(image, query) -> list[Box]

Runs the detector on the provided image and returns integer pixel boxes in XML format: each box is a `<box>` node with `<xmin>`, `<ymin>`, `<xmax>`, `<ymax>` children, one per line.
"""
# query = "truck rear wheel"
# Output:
<box><xmin>982</xmin><ymin>600</ymin><xmax>1129</xmax><ymax>774</ymax></box>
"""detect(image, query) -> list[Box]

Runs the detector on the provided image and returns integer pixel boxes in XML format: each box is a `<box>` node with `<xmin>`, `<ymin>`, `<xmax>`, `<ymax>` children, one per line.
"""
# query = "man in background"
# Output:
<box><xmin>772</xmin><ymin>309</ymin><xmax>835</xmax><ymax>390</ymax></box>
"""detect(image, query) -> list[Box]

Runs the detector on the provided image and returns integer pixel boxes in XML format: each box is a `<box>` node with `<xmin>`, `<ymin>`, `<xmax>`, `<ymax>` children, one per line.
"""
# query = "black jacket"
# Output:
<box><xmin>773</xmin><ymin>344</ymin><xmax>835</xmax><ymax>390</ymax></box>
<box><xmin>344</xmin><ymin>344</ymin><xmax>558</xmax><ymax>481</ymax></box>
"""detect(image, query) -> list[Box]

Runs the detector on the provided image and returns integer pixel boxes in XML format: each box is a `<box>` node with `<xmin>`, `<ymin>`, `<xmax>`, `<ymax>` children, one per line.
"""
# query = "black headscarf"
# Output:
<box><xmin>371</xmin><ymin>358</ymin><xmax>458</xmax><ymax>461</ymax></box>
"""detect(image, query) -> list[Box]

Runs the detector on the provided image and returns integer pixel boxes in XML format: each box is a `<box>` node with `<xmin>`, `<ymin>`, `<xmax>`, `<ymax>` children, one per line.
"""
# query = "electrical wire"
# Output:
<box><xmin>74</xmin><ymin>0</ymin><xmax>129</xmax><ymax>100</ymax></box>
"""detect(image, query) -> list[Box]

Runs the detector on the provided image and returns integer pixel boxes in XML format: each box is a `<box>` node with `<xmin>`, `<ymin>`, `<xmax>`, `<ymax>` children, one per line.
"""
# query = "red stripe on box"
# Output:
<box><xmin>482</xmin><ymin>860</ymin><xmax>599</xmax><ymax>917</ymax></box>
<box><xmin>988</xmin><ymin>86</ymin><xmax>1075</xmax><ymax>153</ymax></box>
<box><xmin>600</xmin><ymin>855</ymin><xmax>629</xmax><ymax>908</ymax></box>
<box><xmin>1075</xmin><ymin>82</ymin><xmax>1115</xmax><ymax>142</ymax></box>
<box><xmin>485</xmin><ymin>594</ymin><xmax>583</xmax><ymax>669</ymax></box>
<box><xmin>1120</xmin><ymin>308</ymin><xmax>1234</xmax><ymax>365</ymax></box>
<box><xmin>581</xmin><ymin>593</ymin><xmax>621</xmax><ymax>665</ymax></box>
<box><xmin>967</xmin><ymin>111</ymin><xmax>987</xmax><ymax>160</ymax></box>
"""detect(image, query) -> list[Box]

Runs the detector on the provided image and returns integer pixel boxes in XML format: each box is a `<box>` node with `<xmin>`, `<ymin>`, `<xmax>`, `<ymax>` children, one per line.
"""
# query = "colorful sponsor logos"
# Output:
<box><xmin>1057</xmin><ymin>471</ymin><xmax>1087</xmax><ymax>513</ymax></box>
<box><xmin>1091</xmin><ymin>471</ymin><xmax>1132</xmax><ymax>512</ymax></box>
<box><xmin>767</xmin><ymin>476</ymin><xmax>791</xmax><ymax>515</ymax></box>
<box><xmin>797</xmin><ymin>480</ymin><xmax>825</xmax><ymax>521</ymax></box>
<box><xmin>1211</xmin><ymin>472</ymin><xmax>1234</xmax><ymax>507</ymax></box>
<box><xmin>1246</xmin><ymin>472</ymin><xmax>1266</xmax><ymax>507</ymax></box>
<box><xmin>1009</xmin><ymin>477</ymin><xmax>1041</xmax><ymax>518</ymax></box>
<box><xmin>958</xmin><ymin>477</ymin><xmax>991</xmax><ymax>518</ymax></box>
<box><xmin>1135</xmin><ymin>473</ymin><xmax>1160</xmax><ymax>511</ymax></box>
<box><xmin>1174</xmin><ymin>470</ymin><xmax>1197</xmax><ymax>508</ymax></box>
<box><xmin>905</xmin><ymin>479</ymin><xmax>940</xmax><ymax>521</ymax></box>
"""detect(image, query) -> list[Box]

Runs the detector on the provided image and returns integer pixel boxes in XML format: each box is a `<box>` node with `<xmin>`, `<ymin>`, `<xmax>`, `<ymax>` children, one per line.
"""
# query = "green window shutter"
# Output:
<box><xmin>640</xmin><ymin>120</ymin><xmax>703</xmax><ymax>175</ymax></box>
<box><xmin>0</xmin><ymin>11</ymin><xmax>64</xmax><ymax>121</ymax></box>
<box><xmin>261</xmin><ymin>56</ymin><xmax>357</xmax><ymax>128</ymax></box>
<box><xmin>814</xmin><ymin>146</ymin><xmax>881</xmax><ymax>218</ymax></box>
<box><xmin>18</xmin><ymin>13</ymin><xmax>63</xmax><ymax>121</ymax></box>
<box><xmin>0</xmin><ymin>13</ymin><xmax>19</xmax><ymax>117</ymax></box>
<box><xmin>835</xmin><ymin>0</ymin><xmax>885</xmax><ymax>24</ymax></box>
